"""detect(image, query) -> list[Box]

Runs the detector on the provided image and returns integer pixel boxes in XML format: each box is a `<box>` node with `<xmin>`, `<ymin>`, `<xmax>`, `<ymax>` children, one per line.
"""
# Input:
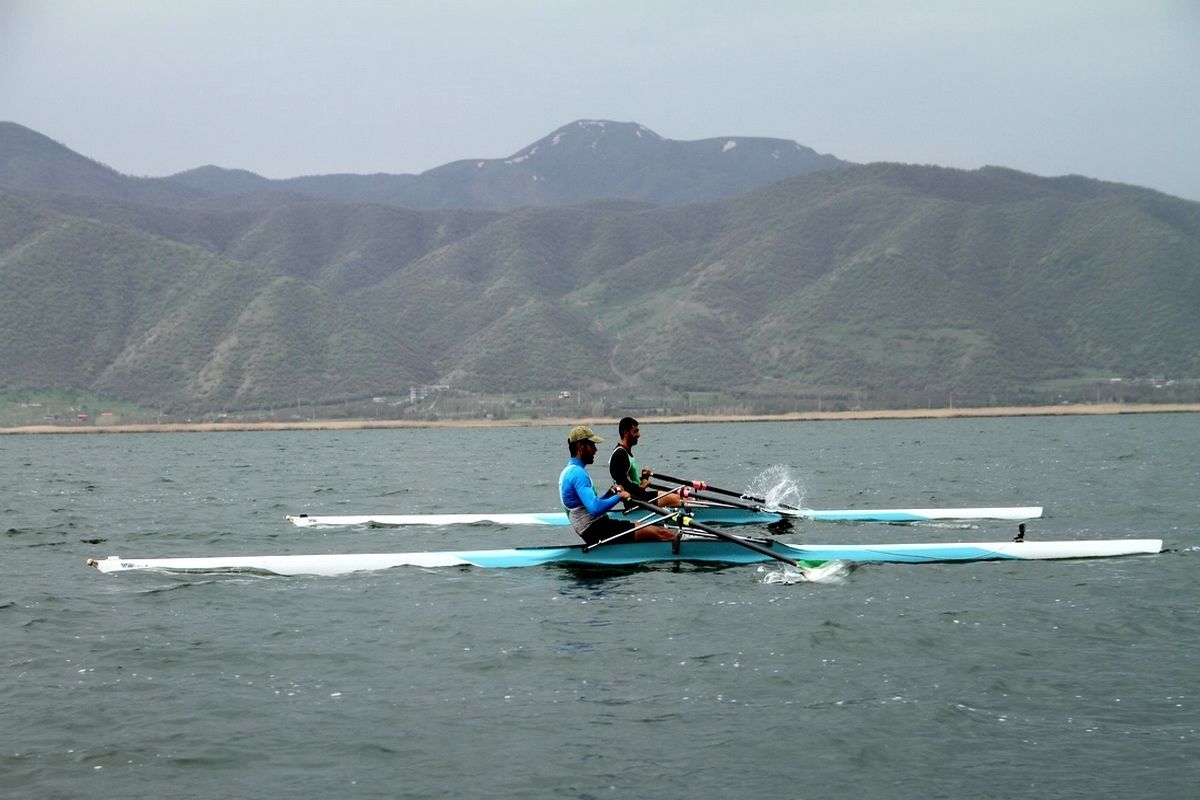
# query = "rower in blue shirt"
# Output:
<box><xmin>559</xmin><ymin>425</ymin><xmax>677</xmax><ymax>545</ymax></box>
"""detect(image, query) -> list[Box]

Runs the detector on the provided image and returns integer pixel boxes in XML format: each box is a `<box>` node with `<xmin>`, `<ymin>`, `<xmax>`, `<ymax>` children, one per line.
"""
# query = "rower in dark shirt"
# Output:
<box><xmin>608</xmin><ymin>417</ymin><xmax>682</xmax><ymax>509</ymax></box>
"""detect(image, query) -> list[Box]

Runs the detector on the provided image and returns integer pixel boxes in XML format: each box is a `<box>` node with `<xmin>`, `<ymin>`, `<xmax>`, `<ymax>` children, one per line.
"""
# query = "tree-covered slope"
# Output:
<box><xmin>2</xmin><ymin>127</ymin><xmax>1197</xmax><ymax>413</ymax></box>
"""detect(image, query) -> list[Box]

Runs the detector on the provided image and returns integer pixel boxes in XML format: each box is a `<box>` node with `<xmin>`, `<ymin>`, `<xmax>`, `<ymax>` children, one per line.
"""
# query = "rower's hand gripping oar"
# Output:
<box><xmin>624</xmin><ymin>497</ymin><xmax>800</xmax><ymax>568</ymax></box>
<box><xmin>653</xmin><ymin>472</ymin><xmax>802</xmax><ymax>512</ymax></box>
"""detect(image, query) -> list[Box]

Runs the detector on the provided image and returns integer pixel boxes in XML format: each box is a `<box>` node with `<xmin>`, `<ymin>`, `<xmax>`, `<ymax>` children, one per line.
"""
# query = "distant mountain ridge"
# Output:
<box><xmin>166</xmin><ymin>120</ymin><xmax>847</xmax><ymax>209</ymax></box>
<box><xmin>1</xmin><ymin>120</ymin><xmax>1198</xmax><ymax>415</ymax></box>
<box><xmin>0</xmin><ymin>122</ymin><xmax>210</xmax><ymax>207</ymax></box>
<box><xmin>1</xmin><ymin>119</ymin><xmax>845</xmax><ymax>211</ymax></box>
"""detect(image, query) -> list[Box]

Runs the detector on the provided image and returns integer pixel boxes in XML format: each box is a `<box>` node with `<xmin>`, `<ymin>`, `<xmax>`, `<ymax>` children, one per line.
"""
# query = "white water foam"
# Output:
<box><xmin>758</xmin><ymin>560</ymin><xmax>851</xmax><ymax>585</ymax></box>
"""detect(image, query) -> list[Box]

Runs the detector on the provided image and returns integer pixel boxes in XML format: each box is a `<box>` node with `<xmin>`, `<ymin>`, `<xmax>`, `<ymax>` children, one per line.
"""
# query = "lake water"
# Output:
<box><xmin>2</xmin><ymin>415</ymin><xmax>1197</xmax><ymax>799</ymax></box>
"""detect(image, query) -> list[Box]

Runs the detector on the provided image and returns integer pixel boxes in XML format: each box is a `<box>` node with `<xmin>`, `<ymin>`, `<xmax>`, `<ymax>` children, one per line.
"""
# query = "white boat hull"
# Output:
<box><xmin>87</xmin><ymin>537</ymin><xmax>1161</xmax><ymax>577</ymax></box>
<box><xmin>284</xmin><ymin>505</ymin><xmax>1043</xmax><ymax>528</ymax></box>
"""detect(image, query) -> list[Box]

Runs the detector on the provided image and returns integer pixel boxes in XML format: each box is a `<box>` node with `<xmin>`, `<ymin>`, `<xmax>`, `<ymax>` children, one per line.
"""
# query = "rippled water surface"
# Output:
<box><xmin>2</xmin><ymin>415</ymin><xmax>1197</xmax><ymax>799</ymax></box>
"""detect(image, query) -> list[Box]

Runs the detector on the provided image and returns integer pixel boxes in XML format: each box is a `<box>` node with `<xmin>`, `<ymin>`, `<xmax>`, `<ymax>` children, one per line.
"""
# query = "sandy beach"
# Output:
<box><xmin>2</xmin><ymin>402</ymin><xmax>1197</xmax><ymax>435</ymax></box>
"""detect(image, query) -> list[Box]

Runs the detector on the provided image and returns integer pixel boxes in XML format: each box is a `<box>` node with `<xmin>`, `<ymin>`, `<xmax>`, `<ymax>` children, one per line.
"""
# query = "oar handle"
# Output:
<box><xmin>624</xmin><ymin>497</ymin><xmax>798</xmax><ymax>567</ymax></box>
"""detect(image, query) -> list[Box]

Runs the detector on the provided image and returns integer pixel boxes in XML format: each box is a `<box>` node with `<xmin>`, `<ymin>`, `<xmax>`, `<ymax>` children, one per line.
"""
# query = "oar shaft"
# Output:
<box><xmin>653</xmin><ymin>472</ymin><xmax>800</xmax><ymax>511</ymax></box>
<box><xmin>647</xmin><ymin>481</ymin><xmax>764</xmax><ymax>513</ymax></box>
<box><xmin>652</xmin><ymin>472</ymin><xmax>737</xmax><ymax>497</ymax></box>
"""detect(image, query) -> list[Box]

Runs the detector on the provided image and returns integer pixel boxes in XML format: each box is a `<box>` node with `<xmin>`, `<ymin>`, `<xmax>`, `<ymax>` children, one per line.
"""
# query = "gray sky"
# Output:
<box><xmin>2</xmin><ymin>0</ymin><xmax>1198</xmax><ymax>200</ymax></box>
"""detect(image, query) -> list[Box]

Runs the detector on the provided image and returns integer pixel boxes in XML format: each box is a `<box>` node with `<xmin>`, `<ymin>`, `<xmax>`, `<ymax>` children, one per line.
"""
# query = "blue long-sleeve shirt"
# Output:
<box><xmin>559</xmin><ymin>456</ymin><xmax>619</xmax><ymax>532</ymax></box>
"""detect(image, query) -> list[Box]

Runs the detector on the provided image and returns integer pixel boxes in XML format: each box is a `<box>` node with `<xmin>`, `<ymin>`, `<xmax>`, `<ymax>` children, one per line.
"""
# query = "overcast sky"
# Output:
<box><xmin>2</xmin><ymin>0</ymin><xmax>1197</xmax><ymax>200</ymax></box>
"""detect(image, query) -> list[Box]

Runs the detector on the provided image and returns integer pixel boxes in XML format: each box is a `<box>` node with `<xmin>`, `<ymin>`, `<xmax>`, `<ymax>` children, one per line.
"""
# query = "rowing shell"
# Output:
<box><xmin>284</xmin><ymin>505</ymin><xmax>1043</xmax><ymax>528</ymax></box>
<box><xmin>284</xmin><ymin>507</ymin><xmax>778</xmax><ymax>528</ymax></box>
<box><xmin>86</xmin><ymin>537</ymin><xmax>1160</xmax><ymax>576</ymax></box>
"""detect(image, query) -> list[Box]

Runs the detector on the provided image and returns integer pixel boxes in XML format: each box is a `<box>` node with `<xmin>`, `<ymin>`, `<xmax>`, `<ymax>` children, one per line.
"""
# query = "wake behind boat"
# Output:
<box><xmin>87</xmin><ymin>536</ymin><xmax>1161</xmax><ymax>577</ymax></box>
<box><xmin>284</xmin><ymin>505</ymin><xmax>1043</xmax><ymax>528</ymax></box>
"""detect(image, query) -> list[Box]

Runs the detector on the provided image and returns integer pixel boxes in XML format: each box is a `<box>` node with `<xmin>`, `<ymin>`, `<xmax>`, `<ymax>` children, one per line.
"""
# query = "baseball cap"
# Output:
<box><xmin>567</xmin><ymin>425</ymin><xmax>603</xmax><ymax>444</ymax></box>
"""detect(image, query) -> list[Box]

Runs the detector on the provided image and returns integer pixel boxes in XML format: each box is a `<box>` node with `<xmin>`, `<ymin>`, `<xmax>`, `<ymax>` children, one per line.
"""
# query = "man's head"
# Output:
<box><xmin>618</xmin><ymin>416</ymin><xmax>640</xmax><ymax>446</ymax></box>
<box><xmin>567</xmin><ymin>425</ymin><xmax>603</xmax><ymax>461</ymax></box>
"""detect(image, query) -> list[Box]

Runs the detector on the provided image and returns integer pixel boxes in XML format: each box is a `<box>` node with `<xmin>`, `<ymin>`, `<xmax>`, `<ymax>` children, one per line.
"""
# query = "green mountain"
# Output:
<box><xmin>1</xmin><ymin>122</ymin><xmax>1198</xmax><ymax>416</ymax></box>
<box><xmin>0</xmin><ymin>197</ymin><xmax>440</xmax><ymax>410</ymax></box>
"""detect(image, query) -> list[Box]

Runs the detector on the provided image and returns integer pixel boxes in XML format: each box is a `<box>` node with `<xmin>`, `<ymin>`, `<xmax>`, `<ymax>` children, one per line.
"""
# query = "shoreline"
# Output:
<box><xmin>2</xmin><ymin>402</ymin><xmax>1198</xmax><ymax>435</ymax></box>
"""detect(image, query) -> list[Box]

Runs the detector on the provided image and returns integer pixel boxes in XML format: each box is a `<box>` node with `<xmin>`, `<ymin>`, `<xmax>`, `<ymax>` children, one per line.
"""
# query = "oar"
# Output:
<box><xmin>647</xmin><ymin>480</ymin><xmax>768</xmax><ymax>513</ymax></box>
<box><xmin>653</xmin><ymin>472</ymin><xmax>802</xmax><ymax>512</ymax></box>
<box><xmin>624</xmin><ymin>497</ymin><xmax>799</xmax><ymax>567</ymax></box>
<box><xmin>614</xmin><ymin>482</ymin><xmax>694</xmax><ymax>517</ymax></box>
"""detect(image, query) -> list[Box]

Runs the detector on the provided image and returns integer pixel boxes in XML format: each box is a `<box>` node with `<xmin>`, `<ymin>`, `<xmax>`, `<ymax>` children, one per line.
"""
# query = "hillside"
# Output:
<box><xmin>343</xmin><ymin>165</ymin><xmax>1200</xmax><ymax>402</ymax></box>
<box><xmin>1</xmin><ymin>122</ymin><xmax>1198</xmax><ymax>416</ymax></box>
<box><xmin>0</xmin><ymin>199</ymin><xmax>440</xmax><ymax>410</ymax></box>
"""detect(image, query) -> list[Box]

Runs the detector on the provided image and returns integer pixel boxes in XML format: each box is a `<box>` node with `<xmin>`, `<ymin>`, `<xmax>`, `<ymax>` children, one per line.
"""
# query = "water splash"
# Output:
<box><xmin>758</xmin><ymin>560</ymin><xmax>851</xmax><ymax>585</ymax></box>
<box><xmin>746</xmin><ymin>465</ymin><xmax>806</xmax><ymax>510</ymax></box>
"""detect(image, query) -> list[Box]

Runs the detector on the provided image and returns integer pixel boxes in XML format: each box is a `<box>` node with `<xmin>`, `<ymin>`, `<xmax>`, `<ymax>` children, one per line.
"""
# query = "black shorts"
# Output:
<box><xmin>578</xmin><ymin>516</ymin><xmax>635</xmax><ymax>545</ymax></box>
